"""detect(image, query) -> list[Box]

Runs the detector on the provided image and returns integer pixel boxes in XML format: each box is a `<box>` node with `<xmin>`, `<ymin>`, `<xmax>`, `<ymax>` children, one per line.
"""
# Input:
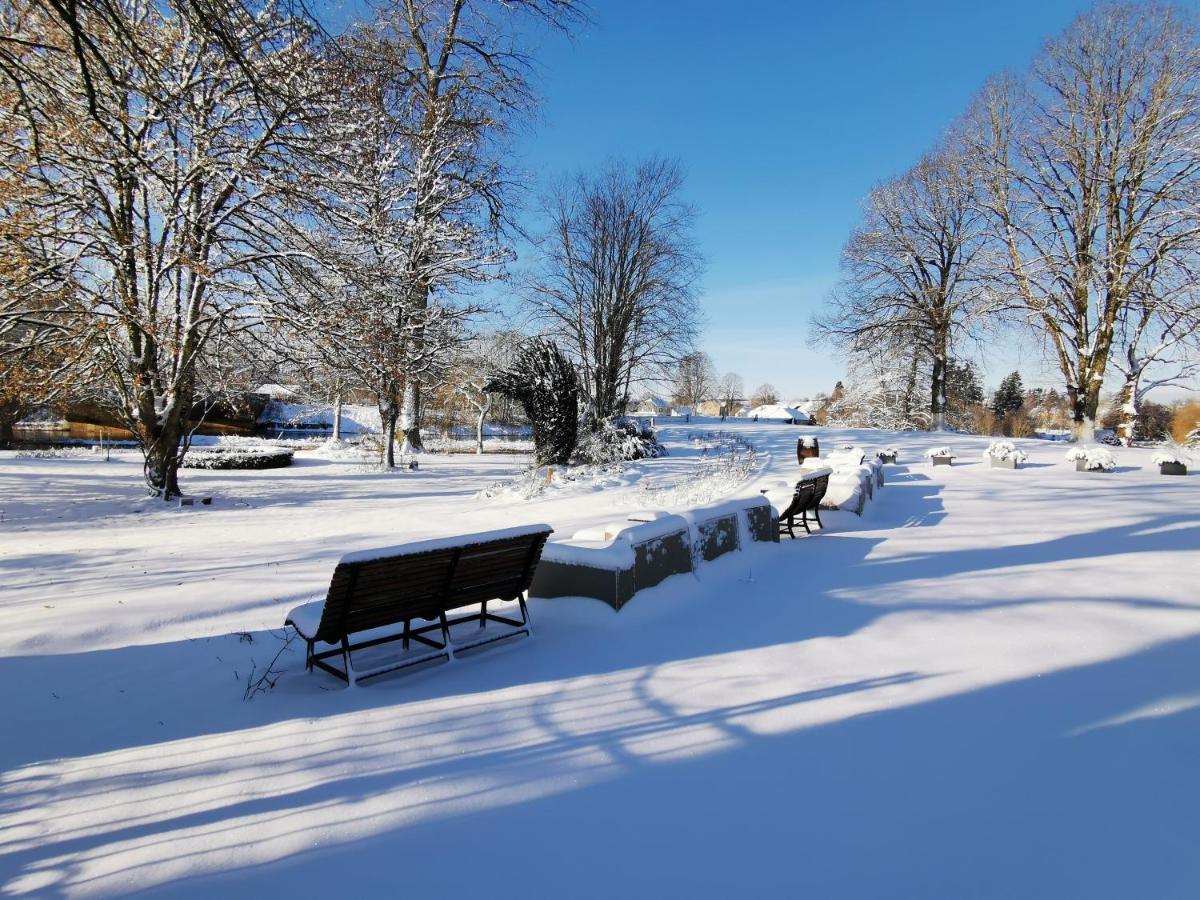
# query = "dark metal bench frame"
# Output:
<box><xmin>779</xmin><ymin>473</ymin><xmax>830</xmax><ymax>538</ymax></box>
<box><xmin>288</xmin><ymin>527</ymin><xmax>552</xmax><ymax>686</ymax></box>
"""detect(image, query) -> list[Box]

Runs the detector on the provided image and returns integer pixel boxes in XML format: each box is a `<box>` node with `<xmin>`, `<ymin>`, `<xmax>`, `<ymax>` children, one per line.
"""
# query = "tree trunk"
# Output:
<box><xmin>476</xmin><ymin>396</ymin><xmax>490</xmax><ymax>455</ymax></box>
<box><xmin>1115</xmin><ymin>377</ymin><xmax>1138</xmax><ymax>445</ymax></box>
<box><xmin>0</xmin><ymin>415</ymin><xmax>16</xmax><ymax>450</ymax></box>
<box><xmin>143</xmin><ymin>433</ymin><xmax>183</xmax><ymax>499</ymax></box>
<box><xmin>400</xmin><ymin>382</ymin><xmax>423</xmax><ymax>453</ymax></box>
<box><xmin>930</xmin><ymin>327</ymin><xmax>947</xmax><ymax>432</ymax></box>
<box><xmin>330</xmin><ymin>395</ymin><xmax>342</xmax><ymax>442</ymax></box>
<box><xmin>381</xmin><ymin>404</ymin><xmax>398</xmax><ymax>468</ymax></box>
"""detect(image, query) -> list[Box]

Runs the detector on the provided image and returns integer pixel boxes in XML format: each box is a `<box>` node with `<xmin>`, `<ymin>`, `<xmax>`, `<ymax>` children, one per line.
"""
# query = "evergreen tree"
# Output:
<box><xmin>993</xmin><ymin>371</ymin><xmax>1025</xmax><ymax>417</ymax></box>
<box><xmin>486</xmin><ymin>339</ymin><xmax>579</xmax><ymax>466</ymax></box>
<box><xmin>945</xmin><ymin>359</ymin><xmax>984</xmax><ymax>409</ymax></box>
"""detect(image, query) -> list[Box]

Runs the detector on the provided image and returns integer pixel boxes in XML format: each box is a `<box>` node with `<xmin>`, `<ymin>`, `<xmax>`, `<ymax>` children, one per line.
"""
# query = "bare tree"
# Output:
<box><xmin>1109</xmin><ymin>272</ymin><xmax>1200</xmax><ymax>442</ymax></box>
<box><xmin>968</xmin><ymin>4</ymin><xmax>1200</xmax><ymax>441</ymax></box>
<box><xmin>814</xmin><ymin>143</ymin><xmax>989</xmax><ymax>431</ymax></box>
<box><xmin>716</xmin><ymin>371</ymin><xmax>743</xmax><ymax>417</ymax></box>
<box><xmin>525</xmin><ymin>157</ymin><xmax>704</xmax><ymax>426</ymax></box>
<box><xmin>750</xmin><ymin>383</ymin><xmax>780</xmax><ymax>406</ymax></box>
<box><xmin>672</xmin><ymin>350</ymin><xmax>716</xmax><ymax>408</ymax></box>
<box><xmin>1</xmin><ymin>0</ymin><xmax>317</xmax><ymax>497</ymax></box>
<box><xmin>376</xmin><ymin>0</ymin><xmax>583</xmax><ymax>452</ymax></box>
<box><xmin>449</xmin><ymin>331</ymin><xmax>520</xmax><ymax>453</ymax></box>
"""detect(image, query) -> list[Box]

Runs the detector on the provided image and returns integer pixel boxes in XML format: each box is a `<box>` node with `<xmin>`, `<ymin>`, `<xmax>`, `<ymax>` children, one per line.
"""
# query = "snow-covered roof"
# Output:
<box><xmin>253</xmin><ymin>383</ymin><xmax>299</xmax><ymax>399</ymax></box>
<box><xmin>744</xmin><ymin>404</ymin><xmax>813</xmax><ymax>422</ymax></box>
<box><xmin>636</xmin><ymin>395</ymin><xmax>669</xmax><ymax>409</ymax></box>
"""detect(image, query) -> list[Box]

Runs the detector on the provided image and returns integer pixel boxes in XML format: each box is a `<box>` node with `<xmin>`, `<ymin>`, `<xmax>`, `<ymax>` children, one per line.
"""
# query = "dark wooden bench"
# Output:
<box><xmin>779</xmin><ymin>472</ymin><xmax>830</xmax><ymax>537</ymax></box>
<box><xmin>285</xmin><ymin>525</ymin><xmax>553</xmax><ymax>686</ymax></box>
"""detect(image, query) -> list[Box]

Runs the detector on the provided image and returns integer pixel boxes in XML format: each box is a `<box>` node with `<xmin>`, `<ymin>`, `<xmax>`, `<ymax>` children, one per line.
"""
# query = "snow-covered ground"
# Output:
<box><xmin>2</xmin><ymin>421</ymin><xmax>1198</xmax><ymax>898</ymax></box>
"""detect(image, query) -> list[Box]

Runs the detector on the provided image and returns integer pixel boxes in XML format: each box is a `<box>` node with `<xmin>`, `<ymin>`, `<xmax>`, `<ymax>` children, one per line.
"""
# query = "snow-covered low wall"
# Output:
<box><xmin>798</xmin><ymin>455</ymin><xmax>885</xmax><ymax>515</ymax></box>
<box><xmin>532</xmin><ymin>496</ymin><xmax>777</xmax><ymax>610</ymax></box>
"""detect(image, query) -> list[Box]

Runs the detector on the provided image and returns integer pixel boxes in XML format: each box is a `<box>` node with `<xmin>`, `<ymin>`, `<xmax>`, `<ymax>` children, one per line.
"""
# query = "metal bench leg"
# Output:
<box><xmin>518</xmin><ymin>592</ymin><xmax>533</xmax><ymax>635</ymax></box>
<box><xmin>341</xmin><ymin>636</ymin><xmax>358</xmax><ymax>688</ymax></box>
<box><xmin>441</xmin><ymin>612</ymin><xmax>455</xmax><ymax>660</ymax></box>
<box><xmin>479</xmin><ymin>599</ymin><xmax>487</xmax><ymax>629</ymax></box>
<box><xmin>403</xmin><ymin>619</ymin><xmax>410</xmax><ymax>650</ymax></box>
<box><xmin>813</xmin><ymin>506</ymin><xmax>823</xmax><ymax>529</ymax></box>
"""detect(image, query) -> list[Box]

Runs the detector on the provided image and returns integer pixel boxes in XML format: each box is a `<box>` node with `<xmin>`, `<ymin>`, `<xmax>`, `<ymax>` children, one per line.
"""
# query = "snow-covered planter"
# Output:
<box><xmin>983</xmin><ymin>440</ymin><xmax>1028</xmax><ymax>469</ymax></box>
<box><xmin>1151</xmin><ymin>450</ymin><xmax>1189</xmax><ymax>476</ymax></box>
<box><xmin>182</xmin><ymin>447</ymin><xmax>295</xmax><ymax>470</ymax></box>
<box><xmin>925</xmin><ymin>446</ymin><xmax>954</xmax><ymax>466</ymax></box>
<box><xmin>1065</xmin><ymin>446</ymin><xmax>1116</xmax><ymax>472</ymax></box>
<box><xmin>796</xmin><ymin>435</ymin><xmax>820</xmax><ymax>464</ymax></box>
<box><xmin>877</xmin><ymin>447</ymin><xmax>898</xmax><ymax>464</ymax></box>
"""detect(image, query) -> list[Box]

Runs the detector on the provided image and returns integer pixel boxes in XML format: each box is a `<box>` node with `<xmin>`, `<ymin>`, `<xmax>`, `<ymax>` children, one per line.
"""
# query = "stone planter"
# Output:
<box><xmin>930</xmin><ymin>455</ymin><xmax>953</xmax><ymax>467</ymax></box>
<box><xmin>1159</xmin><ymin>461</ymin><xmax>1188</xmax><ymax>476</ymax></box>
<box><xmin>797</xmin><ymin>438</ymin><xmax>820</xmax><ymax>465</ymax></box>
<box><xmin>989</xmin><ymin>456</ymin><xmax>1017</xmax><ymax>469</ymax></box>
<box><xmin>877</xmin><ymin>453</ymin><xmax>897</xmax><ymax>464</ymax></box>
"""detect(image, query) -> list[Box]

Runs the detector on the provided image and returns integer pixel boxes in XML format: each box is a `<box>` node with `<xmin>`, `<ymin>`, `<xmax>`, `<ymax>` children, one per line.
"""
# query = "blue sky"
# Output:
<box><xmin>331</xmin><ymin>0</ymin><xmax>1196</xmax><ymax>400</ymax></box>
<box><xmin>497</xmin><ymin>0</ymin><xmax>1194</xmax><ymax>401</ymax></box>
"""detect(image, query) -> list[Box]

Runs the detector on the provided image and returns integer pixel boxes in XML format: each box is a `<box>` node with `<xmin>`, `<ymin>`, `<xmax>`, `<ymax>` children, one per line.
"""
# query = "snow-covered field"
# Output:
<box><xmin>2</xmin><ymin>421</ymin><xmax>1198</xmax><ymax>898</ymax></box>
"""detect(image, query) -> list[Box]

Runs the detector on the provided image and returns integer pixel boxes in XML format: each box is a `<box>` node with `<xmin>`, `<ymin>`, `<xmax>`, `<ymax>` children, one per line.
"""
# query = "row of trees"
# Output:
<box><xmin>1</xmin><ymin>0</ymin><xmax>706</xmax><ymax>493</ymax></box>
<box><xmin>815</xmin><ymin>3</ymin><xmax>1200</xmax><ymax>442</ymax></box>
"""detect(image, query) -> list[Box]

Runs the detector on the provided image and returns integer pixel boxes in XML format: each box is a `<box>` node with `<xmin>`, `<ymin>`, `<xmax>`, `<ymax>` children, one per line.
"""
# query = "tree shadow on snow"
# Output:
<box><xmin>3</xmin><ymin>633</ymin><xmax>1198</xmax><ymax>898</ymax></box>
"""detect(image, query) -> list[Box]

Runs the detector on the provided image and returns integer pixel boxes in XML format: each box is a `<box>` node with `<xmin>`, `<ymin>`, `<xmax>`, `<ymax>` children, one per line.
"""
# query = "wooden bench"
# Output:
<box><xmin>779</xmin><ymin>471</ymin><xmax>831</xmax><ymax>537</ymax></box>
<box><xmin>285</xmin><ymin>525</ymin><xmax>553</xmax><ymax>686</ymax></box>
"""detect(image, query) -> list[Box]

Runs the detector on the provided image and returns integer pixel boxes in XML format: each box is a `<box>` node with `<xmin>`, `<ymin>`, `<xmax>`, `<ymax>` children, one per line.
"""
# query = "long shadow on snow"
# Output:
<box><xmin>8</xmin><ymin>632</ymin><xmax>1200</xmax><ymax>899</ymax></box>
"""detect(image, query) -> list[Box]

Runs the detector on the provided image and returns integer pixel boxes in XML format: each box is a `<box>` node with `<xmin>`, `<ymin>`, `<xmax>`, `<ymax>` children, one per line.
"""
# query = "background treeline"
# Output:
<box><xmin>0</xmin><ymin>0</ymin><xmax>707</xmax><ymax>493</ymax></box>
<box><xmin>813</xmin><ymin>2</ymin><xmax>1200</xmax><ymax>445</ymax></box>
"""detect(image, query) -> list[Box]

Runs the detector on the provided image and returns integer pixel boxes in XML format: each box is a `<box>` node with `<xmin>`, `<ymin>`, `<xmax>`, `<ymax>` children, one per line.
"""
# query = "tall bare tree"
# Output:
<box><xmin>969</xmin><ymin>4</ymin><xmax>1200</xmax><ymax>441</ymax></box>
<box><xmin>1</xmin><ymin>0</ymin><xmax>317</xmax><ymax>497</ymax></box>
<box><xmin>814</xmin><ymin>143</ymin><xmax>989</xmax><ymax>431</ymax></box>
<box><xmin>672</xmin><ymin>350</ymin><xmax>716</xmax><ymax>408</ymax></box>
<box><xmin>376</xmin><ymin>0</ymin><xmax>583</xmax><ymax>452</ymax></box>
<box><xmin>716</xmin><ymin>371</ymin><xmax>743</xmax><ymax>417</ymax></box>
<box><xmin>525</xmin><ymin>156</ymin><xmax>704</xmax><ymax>426</ymax></box>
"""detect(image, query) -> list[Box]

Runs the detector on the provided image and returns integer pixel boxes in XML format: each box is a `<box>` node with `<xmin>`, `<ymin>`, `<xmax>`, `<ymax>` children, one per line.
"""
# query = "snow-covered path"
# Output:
<box><xmin>2</xmin><ymin>424</ymin><xmax>1198</xmax><ymax>897</ymax></box>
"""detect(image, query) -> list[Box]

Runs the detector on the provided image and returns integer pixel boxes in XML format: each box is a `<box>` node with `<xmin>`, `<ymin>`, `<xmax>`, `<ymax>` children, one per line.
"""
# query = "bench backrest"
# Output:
<box><xmin>313</xmin><ymin>527</ymin><xmax>553</xmax><ymax>644</ymax></box>
<box><xmin>809</xmin><ymin>473</ymin><xmax>830</xmax><ymax>506</ymax></box>
<box><xmin>783</xmin><ymin>473</ymin><xmax>831</xmax><ymax>518</ymax></box>
<box><xmin>781</xmin><ymin>481</ymin><xmax>816</xmax><ymax>519</ymax></box>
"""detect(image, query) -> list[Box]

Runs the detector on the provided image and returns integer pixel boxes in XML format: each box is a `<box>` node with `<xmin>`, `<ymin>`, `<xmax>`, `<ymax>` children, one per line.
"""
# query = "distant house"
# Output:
<box><xmin>634</xmin><ymin>395</ymin><xmax>672</xmax><ymax>417</ymax></box>
<box><xmin>697</xmin><ymin>398</ymin><xmax>747</xmax><ymax>417</ymax></box>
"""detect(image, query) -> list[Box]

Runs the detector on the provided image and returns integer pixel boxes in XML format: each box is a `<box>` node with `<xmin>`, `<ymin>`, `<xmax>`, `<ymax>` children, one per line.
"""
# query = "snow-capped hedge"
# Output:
<box><xmin>182</xmin><ymin>447</ymin><xmax>295</xmax><ymax>470</ymax></box>
<box><xmin>1151</xmin><ymin>449</ymin><xmax>1191</xmax><ymax>466</ymax></box>
<box><xmin>574</xmin><ymin>417</ymin><xmax>665</xmax><ymax>465</ymax></box>
<box><xmin>983</xmin><ymin>440</ymin><xmax>1028</xmax><ymax>463</ymax></box>
<box><xmin>1065</xmin><ymin>446</ymin><xmax>1116</xmax><ymax>471</ymax></box>
<box><xmin>924</xmin><ymin>447</ymin><xmax>954</xmax><ymax>458</ymax></box>
<box><xmin>878</xmin><ymin>447</ymin><xmax>898</xmax><ymax>458</ymax></box>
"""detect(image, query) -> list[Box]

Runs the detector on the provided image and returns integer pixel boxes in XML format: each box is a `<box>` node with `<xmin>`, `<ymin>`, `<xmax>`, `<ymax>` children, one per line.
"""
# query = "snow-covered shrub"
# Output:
<box><xmin>924</xmin><ymin>446</ymin><xmax>954</xmax><ymax>458</ymax></box>
<box><xmin>182</xmin><ymin>447</ymin><xmax>295</xmax><ymax>470</ymax></box>
<box><xmin>878</xmin><ymin>447</ymin><xmax>898</xmax><ymax>458</ymax></box>
<box><xmin>983</xmin><ymin>440</ymin><xmax>1028</xmax><ymax>463</ymax></box>
<box><xmin>1151</xmin><ymin>448</ymin><xmax>1191</xmax><ymax>466</ymax></box>
<box><xmin>574</xmin><ymin>417</ymin><xmax>665</xmax><ymax>465</ymax></box>
<box><xmin>642</xmin><ymin>433</ymin><xmax>757</xmax><ymax>508</ymax></box>
<box><xmin>1065</xmin><ymin>446</ymin><xmax>1116</xmax><ymax>471</ymax></box>
<box><xmin>13</xmin><ymin>446</ymin><xmax>95</xmax><ymax>459</ymax></box>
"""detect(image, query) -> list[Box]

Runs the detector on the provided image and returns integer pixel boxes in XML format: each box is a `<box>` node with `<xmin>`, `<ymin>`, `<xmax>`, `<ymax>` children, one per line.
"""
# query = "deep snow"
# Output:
<box><xmin>2</xmin><ymin>421</ymin><xmax>1199</xmax><ymax>898</ymax></box>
